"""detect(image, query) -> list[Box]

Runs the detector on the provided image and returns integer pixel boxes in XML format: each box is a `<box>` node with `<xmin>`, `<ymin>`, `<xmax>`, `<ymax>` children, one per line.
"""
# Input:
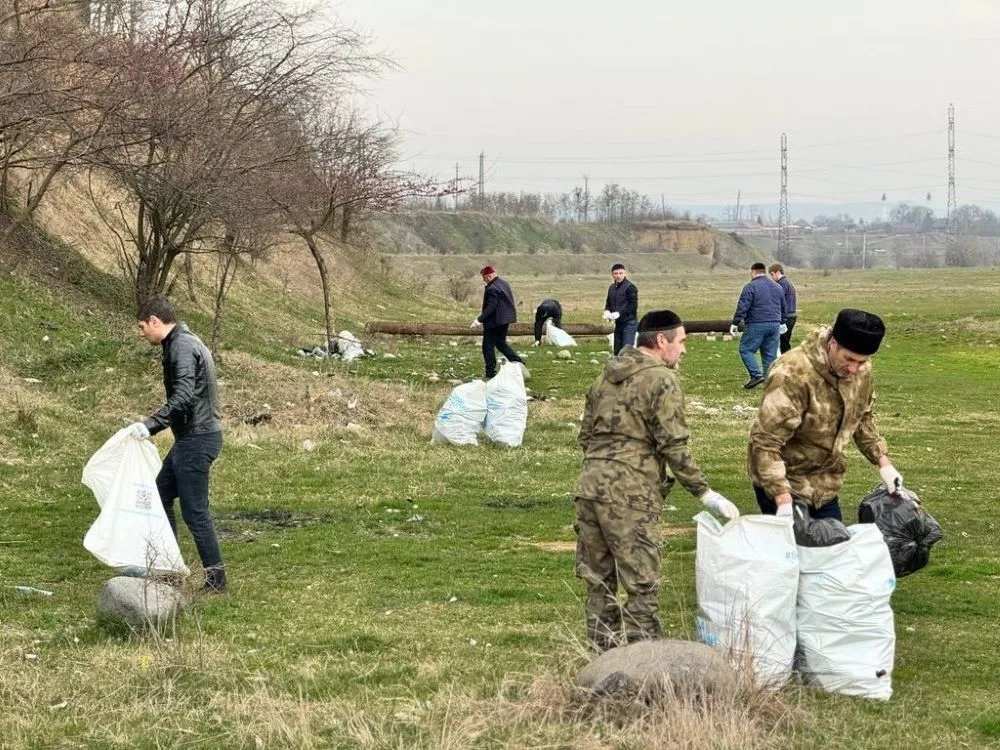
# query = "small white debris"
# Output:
<box><xmin>104</xmin><ymin>367</ymin><xmax>115</xmax><ymax>374</ymax></box>
<box><xmin>25</xmin><ymin>653</ymin><xmax>38</xmax><ymax>661</ymax></box>
<box><xmin>469</xmin><ymin>639</ymin><xmax>477</xmax><ymax>646</ymax></box>
<box><xmin>406</xmin><ymin>515</ymin><xmax>424</xmax><ymax>523</ymax></box>
<box><xmin>383</xmin><ymin>353</ymin><xmax>397</xmax><ymax>359</ymax></box>
<box><xmin>302</xmin><ymin>439</ymin><xmax>315</xmax><ymax>452</ymax></box>
<box><xmin>23</xmin><ymin>378</ymin><xmax>41</xmax><ymax>384</ymax></box>
<box><xmin>664</xmin><ymin>505</ymin><xmax>678</xmax><ymax>512</ymax></box>
<box><xmin>722</xmin><ymin>335</ymin><xmax>733</xmax><ymax>342</ymax></box>
<box><xmin>448</xmin><ymin>595</ymin><xmax>458</xmax><ymax>603</ymax></box>
<box><xmin>706</xmin><ymin>335</ymin><xmax>717</xmax><ymax>342</ymax></box>
<box><xmin>396</xmin><ymin>398</ymin><xmax>405</xmax><ymax>404</ymax></box>
<box><xmin>589</xmin><ymin>359</ymin><xmax>600</xmax><ymax>365</ymax></box>
<box><xmin>311</xmin><ymin>371</ymin><xmax>320</xmax><ymax>377</ymax></box>
<box><xmin>449</xmin><ymin>341</ymin><xmax>459</xmax><ymax>347</ymax></box>
<box><xmin>385</xmin><ymin>508</ymin><xmax>400</xmax><ymax>514</ymax></box>
<box><xmin>262</xmin><ymin>403</ymin><xmax>272</xmax><ymax>410</ymax></box>
<box><xmin>49</xmin><ymin>701</ymin><xmax>67</xmax><ymax>711</ymax></box>
<box><xmin>345</xmin><ymin>422</ymin><xmax>362</xmax><ymax>433</ymax></box>
<box><xmin>247</xmin><ymin>648</ymin><xmax>259</xmax><ymax>654</ymax></box>
<box><xmin>42</xmin><ymin>335</ymin><xmax>50</xmax><ymax>343</ymax></box>
<box><xmin>347</xmin><ymin>397</ymin><xmax>359</xmax><ymax>410</ymax></box>
<box><xmin>427</xmin><ymin>376</ymin><xmax>440</xmax><ymax>383</ymax></box>
<box><xmin>271</xmin><ymin>543</ymin><xmax>280</xmax><ymax>549</ymax></box>
<box><xmin>905</xmin><ymin>626</ymin><xmax>916</xmax><ymax>633</ymax></box>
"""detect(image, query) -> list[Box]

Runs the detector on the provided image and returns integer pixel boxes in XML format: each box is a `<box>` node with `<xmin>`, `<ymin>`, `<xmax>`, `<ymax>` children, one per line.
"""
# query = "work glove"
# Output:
<box><xmin>532</xmin><ymin>340</ymin><xmax>541</xmax><ymax>347</ymax></box>
<box><xmin>729</xmin><ymin>324</ymin><xmax>739</xmax><ymax>336</ymax></box>
<box><xmin>700</xmin><ymin>490</ymin><xmax>740</xmax><ymax>520</ymax></box>
<box><xmin>470</xmin><ymin>318</ymin><xmax>481</xmax><ymax>329</ymax></box>
<box><xmin>776</xmin><ymin>502</ymin><xmax>793</xmax><ymax>518</ymax></box>
<box><xmin>879</xmin><ymin>464</ymin><xmax>904</xmax><ymax>495</ymax></box>
<box><xmin>779</xmin><ymin>324</ymin><xmax>788</xmax><ymax>335</ymax></box>
<box><xmin>610</xmin><ymin>312</ymin><xmax>620</xmax><ymax>321</ymax></box>
<box><xmin>601</xmin><ymin>310</ymin><xmax>613</xmax><ymax>321</ymax></box>
<box><xmin>128</xmin><ymin>422</ymin><xmax>150</xmax><ymax>440</ymax></box>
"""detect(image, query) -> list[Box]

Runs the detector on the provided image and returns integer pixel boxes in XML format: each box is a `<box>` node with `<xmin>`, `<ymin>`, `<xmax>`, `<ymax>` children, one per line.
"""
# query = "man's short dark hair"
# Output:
<box><xmin>768</xmin><ymin>263</ymin><xmax>784</xmax><ymax>274</ymax></box>
<box><xmin>751</xmin><ymin>262</ymin><xmax>767</xmax><ymax>273</ymax></box>
<box><xmin>637</xmin><ymin>328</ymin><xmax>679</xmax><ymax>348</ymax></box>
<box><xmin>138</xmin><ymin>296</ymin><xmax>177</xmax><ymax>323</ymax></box>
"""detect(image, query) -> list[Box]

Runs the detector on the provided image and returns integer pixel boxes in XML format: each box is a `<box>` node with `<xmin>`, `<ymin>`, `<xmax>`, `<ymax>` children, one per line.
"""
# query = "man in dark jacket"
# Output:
<box><xmin>130</xmin><ymin>297</ymin><xmax>227</xmax><ymax>593</ymax></box>
<box><xmin>471</xmin><ymin>265</ymin><xmax>526</xmax><ymax>379</ymax></box>
<box><xmin>730</xmin><ymin>262</ymin><xmax>787</xmax><ymax>389</ymax></box>
<box><xmin>768</xmin><ymin>263</ymin><xmax>797</xmax><ymax>353</ymax></box>
<box><xmin>603</xmin><ymin>263</ymin><xmax>639</xmax><ymax>355</ymax></box>
<box><xmin>533</xmin><ymin>298</ymin><xmax>563</xmax><ymax>346</ymax></box>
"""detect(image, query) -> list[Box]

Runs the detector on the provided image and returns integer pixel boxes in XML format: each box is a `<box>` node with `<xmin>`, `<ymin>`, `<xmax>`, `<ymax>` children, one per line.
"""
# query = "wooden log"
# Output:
<box><xmin>364</xmin><ymin>320</ymin><xmax>734</xmax><ymax>336</ymax></box>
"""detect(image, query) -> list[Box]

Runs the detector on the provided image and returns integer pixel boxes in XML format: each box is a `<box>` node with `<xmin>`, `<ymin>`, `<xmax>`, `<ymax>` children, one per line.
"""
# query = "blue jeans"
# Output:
<box><xmin>739</xmin><ymin>322</ymin><xmax>780</xmax><ymax>379</ymax></box>
<box><xmin>156</xmin><ymin>431</ymin><xmax>226</xmax><ymax>586</ymax></box>
<box><xmin>753</xmin><ymin>485</ymin><xmax>843</xmax><ymax>521</ymax></box>
<box><xmin>613</xmin><ymin>320</ymin><xmax>638</xmax><ymax>355</ymax></box>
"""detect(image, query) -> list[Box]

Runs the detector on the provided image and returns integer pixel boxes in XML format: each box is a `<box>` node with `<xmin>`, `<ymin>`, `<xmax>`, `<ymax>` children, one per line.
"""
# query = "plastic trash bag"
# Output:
<box><xmin>694</xmin><ymin>511</ymin><xmax>798</xmax><ymax>688</ymax></box>
<box><xmin>793</xmin><ymin>501</ymin><xmax>851</xmax><ymax>547</ymax></box>
<box><xmin>858</xmin><ymin>486</ymin><xmax>943</xmax><ymax>578</ymax></box>
<box><xmin>335</xmin><ymin>330</ymin><xmax>365</xmax><ymax>362</ymax></box>
<box><xmin>544</xmin><ymin>319</ymin><xmax>577</xmax><ymax>347</ymax></box>
<box><xmin>484</xmin><ymin>363</ymin><xmax>527</xmax><ymax>447</ymax></box>
<box><xmin>431</xmin><ymin>380</ymin><xmax>487</xmax><ymax>446</ymax></box>
<box><xmin>82</xmin><ymin>429</ymin><xmax>188</xmax><ymax>575</ymax></box>
<box><xmin>796</xmin><ymin>524</ymin><xmax>896</xmax><ymax>700</ymax></box>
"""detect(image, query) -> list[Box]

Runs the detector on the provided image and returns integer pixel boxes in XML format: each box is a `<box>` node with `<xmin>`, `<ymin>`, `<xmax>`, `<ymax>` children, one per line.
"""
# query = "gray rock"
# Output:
<box><xmin>576</xmin><ymin>639</ymin><xmax>734</xmax><ymax>699</ymax></box>
<box><xmin>97</xmin><ymin>576</ymin><xmax>182</xmax><ymax>630</ymax></box>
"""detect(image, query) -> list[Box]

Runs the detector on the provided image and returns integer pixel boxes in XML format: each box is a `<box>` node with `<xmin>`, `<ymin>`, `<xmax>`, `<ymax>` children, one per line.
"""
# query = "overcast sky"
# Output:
<box><xmin>329</xmin><ymin>0</ymin><xmax>1000</xmax><ymax>214</ymax></box>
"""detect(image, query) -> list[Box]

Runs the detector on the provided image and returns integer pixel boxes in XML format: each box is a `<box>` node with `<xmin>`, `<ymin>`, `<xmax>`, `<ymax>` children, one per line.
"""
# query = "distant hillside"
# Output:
<box><xmin>369</xmin><ymin>211</ymin><xmax>770</xmax><ymax>269</ymax></box>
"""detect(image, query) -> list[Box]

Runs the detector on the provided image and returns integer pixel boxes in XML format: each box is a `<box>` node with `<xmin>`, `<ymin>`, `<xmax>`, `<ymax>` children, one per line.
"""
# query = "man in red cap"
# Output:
<box><xmin>471</xmin><ymin>265</ymin><xmax>527</xmax><ymax>380</ymax></box>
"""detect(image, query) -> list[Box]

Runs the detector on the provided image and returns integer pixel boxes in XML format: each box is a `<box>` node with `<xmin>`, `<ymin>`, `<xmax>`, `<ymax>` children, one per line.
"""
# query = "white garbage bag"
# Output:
<box><xmin>484</xmin><ymin>363</ymin><xmax>527</xmax><ymax>447</ymax></box>
<box><xmin>544</xmin><ymin>319</ymin><xmax>577</xmax><ymax>347</ymax></box>
<box><xmin>694</xmin><ymin>512</ymin><xmax>798</xmax><ymax>688</ymax></box>
<box><xmin>336</xmin><ymin>330</ymin><xmax>365</xmax><ymax>362</ymax></box>
<box><xmin>82</xmin><ymin>429</ymin><xmax>188</xmax><ymax>575</ymax></box>
<box><xmin>796</xmin><ymin>524</ymin><xmax>896</xmax><ymax>700</ymax></box>
<box><xmin>431</xmin><ymin>380</ymin><xmax>487</xmax><ymax>446</ymax></box>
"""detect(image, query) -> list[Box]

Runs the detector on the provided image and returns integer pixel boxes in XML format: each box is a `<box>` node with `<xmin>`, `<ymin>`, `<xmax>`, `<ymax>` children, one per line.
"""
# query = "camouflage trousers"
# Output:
<box><xmin>574</xmin><ymin>497</ymin><xmax>663</xmax><ymax>652</ymax></box>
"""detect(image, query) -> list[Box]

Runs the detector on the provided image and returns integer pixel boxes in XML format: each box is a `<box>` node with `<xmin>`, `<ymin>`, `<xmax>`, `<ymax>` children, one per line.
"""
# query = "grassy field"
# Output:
<box><xmin>1</xmin><ymin>262</ymin><xmax>999</xmax><ymax>749</ymax></box>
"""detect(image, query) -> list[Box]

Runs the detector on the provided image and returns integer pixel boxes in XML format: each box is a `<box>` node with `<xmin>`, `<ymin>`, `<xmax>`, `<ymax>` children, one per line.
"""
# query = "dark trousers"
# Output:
<box><xmin>482</xmin><ymin>324</ymin><xmax>523</xmax><ymax>378</ymax></box>
<box><xmin>753</xmin><ymin>484</ymin><xmax>843</xmax><ymax>521</ymax></box>
<box><xmin>780</xmin><ymin>315</ymin><xmax>797</xmax><ymax>354</ymax></box>
<box><xmin>613</xmin><ymin>320</ymin><xmax>638</xmax><ymax>355</ymax></box>
<box><xmin>156</xmin><ymin>431</ymin><xmax>226</xmax><ymax>586</ymax></box>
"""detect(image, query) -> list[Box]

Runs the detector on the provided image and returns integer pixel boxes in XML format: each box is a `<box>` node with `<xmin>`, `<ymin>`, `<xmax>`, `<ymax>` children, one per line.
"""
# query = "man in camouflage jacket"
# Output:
<box><xmin>575</xmin><ymin>310</ymin><xmax>738</xmax><ymax>652</ymax></box>
<box><xmin>748</xmin><ymin>309</ymin><xmax>905</xmax><ymax>521</ymax></box>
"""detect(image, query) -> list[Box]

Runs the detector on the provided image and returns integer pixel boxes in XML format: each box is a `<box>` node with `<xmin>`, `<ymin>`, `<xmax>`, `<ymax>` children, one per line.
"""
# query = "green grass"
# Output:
<box><xmin>2</xmin><ymin>261</ymin><xmax>1000</xmax><ymax>748</ymax></box>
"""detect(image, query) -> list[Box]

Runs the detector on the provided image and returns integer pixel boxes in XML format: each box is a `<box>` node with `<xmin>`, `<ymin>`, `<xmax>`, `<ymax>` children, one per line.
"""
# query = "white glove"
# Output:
<box><xmin>610</xmin><ymin>312</ymin><xmax>620</xmax><ymax>321</ymax></box>
<box><xmin>879</xmin><ymin>464</ymin><xmax>903</xmax><ymax>495</ymax></box>
<box><xmin>779</xmin><ymin>324</ymin><xmax>788</xmax><ymax>335</ymax></box>
<box><xmin>532</xmin><ymin>340</ymin><xmax>541</xmax><ymax>347</ymax></box>
<box><xmin>776</xmin><ymin>502</ymin><xmax>793</xmax><ymax>518</ymax></box>
<box><xmin>129</xmin><ymin>422</ymin><xmax>150</xmax><ymax>440</ymax></box>
<box><xmin>700</xmin><ymin>490</ymin><xmax>740</xmax><ymax>520</ymax></box>
<box><xmin>470</xmin><ymin>318</ymin><xmax>481</xmax><ymax>329</ymax></box>
<box><xmin>602</xmin><ymin>310</ymin><xmax>613</xmax><ymax>321</ymax></box>
<box><xmin>729</xmin><ymin>324</ymin><xmax>739</xmax><ymax>336</ymax></box>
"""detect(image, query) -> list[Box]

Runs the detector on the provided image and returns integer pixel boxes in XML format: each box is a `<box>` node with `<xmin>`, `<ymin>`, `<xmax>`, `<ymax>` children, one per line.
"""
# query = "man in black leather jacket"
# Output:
<box><xmin>471</xmin><ymin>265</ymin><xmax>527</xmax><ymax>379</ymax></box>
<box><xmin>130</xmin><ymin>297</ymin><xmax>227</xmax><ymax>593</ymax></box>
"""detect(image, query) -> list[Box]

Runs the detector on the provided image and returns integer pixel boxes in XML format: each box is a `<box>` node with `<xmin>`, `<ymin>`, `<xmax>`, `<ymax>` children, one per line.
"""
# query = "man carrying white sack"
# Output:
<box><xmin>575</xmin><ymin>309</ymin><xmax>739</xmax><ymax>653</ymax></box>
<box><xmin>748</xmin><ymin>308</ymin><xmax>905</xmax><ymax>521</ymax></box>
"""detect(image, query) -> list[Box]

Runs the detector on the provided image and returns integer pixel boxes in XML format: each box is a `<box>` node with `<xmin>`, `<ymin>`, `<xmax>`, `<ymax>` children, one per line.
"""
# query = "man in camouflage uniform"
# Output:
<box><xmin>575</xmin><ymin>310</ymin><xmax>739</xmax><ymax>652</ymax></box>
<box><xmin>748</xmin><ymin>309</ymin><xmax>905</xmax><ymax>520</ymax></box>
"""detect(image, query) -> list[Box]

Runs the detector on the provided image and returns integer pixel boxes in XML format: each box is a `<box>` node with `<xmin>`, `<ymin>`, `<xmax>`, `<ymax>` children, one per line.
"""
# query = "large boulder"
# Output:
<box><xmin>97</xmin><ymin>576</ymin><xmax>182</xmax><ymax>630</ymax></box>
<box><xmin>576</xmin><ymin>639</ymin><xmax>735</xmax><ymax>699</ymax></box>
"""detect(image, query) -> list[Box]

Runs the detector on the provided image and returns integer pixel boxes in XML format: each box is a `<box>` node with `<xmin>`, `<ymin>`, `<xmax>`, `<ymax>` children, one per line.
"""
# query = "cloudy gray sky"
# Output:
<box><xmin>331</xmin><ymin>0</ymin><xmax>1000</xmax><ymax>215</ymax></box>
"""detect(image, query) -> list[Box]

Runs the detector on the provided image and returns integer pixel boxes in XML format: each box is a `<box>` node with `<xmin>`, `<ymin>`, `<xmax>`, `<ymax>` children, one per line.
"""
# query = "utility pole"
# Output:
<box><xmin>583</xmin><ymin>175</ymin><xmax>589</xmax><ymax>222</ymax></box>
<box><xmin>661</xmin><ymin>193</ymin><xmax>666</xmax><ymax>220</ymax></box>
<box><xmin>862</xmin><ymin>230</ymin><xmax>867</xmax><ymax>270</ymax></box>
<box><xmin>454</xmin><ymin>162</ymin><xmax>459</xmax><ymax>211</ymax></box>
<box><xmin>778</xmin><ymin>133</ymin><xmax>789</xmax><ymax>261</ymax></box>
<box><xmin>947</xmin><ymin>103</ymin><xmax>957</xmax><ymax>239</ymax></box>
<box><xmin>735</xmin><ymin>189</ymin><xmax>741</xmax><ymax>223</ymax></box>
<box><xmin>478</xmin><ymin>151</ymin><xmax>484</xmax><ymax>207</ymax></box>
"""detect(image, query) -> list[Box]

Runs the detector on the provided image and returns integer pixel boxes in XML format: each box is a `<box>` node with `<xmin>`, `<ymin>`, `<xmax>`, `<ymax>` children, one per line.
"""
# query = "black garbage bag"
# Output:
<box><xmin>858</xmin><ymin>486</ymin><xmax>943</xmax><ymax>578</ymax></box>
<box><xmin>792</xmin><ymin>501</ymin><xmax>851</xmax><ymax>547</ymax></box>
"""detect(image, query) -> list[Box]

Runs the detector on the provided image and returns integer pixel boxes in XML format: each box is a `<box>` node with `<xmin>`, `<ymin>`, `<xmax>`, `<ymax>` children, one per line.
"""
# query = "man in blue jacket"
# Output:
<box><xmin>603</xmin><ymin>263</ymin><xmax>639</xmax><ymax>355</ymax></box>
<box><xmin>730</xmin><ymin>262</ymin><xmax>787</xmax><ymax>389</ymax></box>
<box><xmin>768</xmin><ymin>263</ymin><xmax>797</xmax><ymax>353</ymax></box>
<box><xmin>471</xmin><ymin>265</ymin><xmax>526</xmax><ymax>379</ymax></box>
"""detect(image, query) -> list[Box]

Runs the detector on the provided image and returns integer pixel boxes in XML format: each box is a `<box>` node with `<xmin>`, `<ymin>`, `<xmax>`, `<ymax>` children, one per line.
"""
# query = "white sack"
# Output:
<box><xmin>336</xmin><ymin>330</ymin><xmax>365</xmax><ymax>362</ymax></box>
<box><xmin>694</xmin><ymin>512</ymin><xmax>798</xmax><ymax>688</ymax></box>
<box><xmin>484</xmin><ymin>363</ymin><xmax>527</xmax><ymax>447</ymax></box>
<box><xmin>796</xmin><ymin>524</ymin><xmax>896</xmax><ymax>700</ymax></box>
<box><xmin>82</xmin><ymin>429</ymin><xmax>188</xmax><ymax>574</ymax></box>
<box><xmin>544</xmin><ymin>319</ymin><xmax>577</xmax><ymax>347</ymax></box>
<box><xmin>431</xmin><ymin>380</ymin><xmax>488</xmax><ymax>446</ymax></box>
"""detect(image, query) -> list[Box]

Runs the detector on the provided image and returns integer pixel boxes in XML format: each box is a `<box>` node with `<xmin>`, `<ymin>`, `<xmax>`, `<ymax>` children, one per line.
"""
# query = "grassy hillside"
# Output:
<box><xmin>371</xmin><ymin>211</ymin><xmax>770</xmax><ymax>269</ymax></box>
<box><xmin>2</xmin><ymin>200</ymin><xmax>999</xmax><ymax>748</ymax></box>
